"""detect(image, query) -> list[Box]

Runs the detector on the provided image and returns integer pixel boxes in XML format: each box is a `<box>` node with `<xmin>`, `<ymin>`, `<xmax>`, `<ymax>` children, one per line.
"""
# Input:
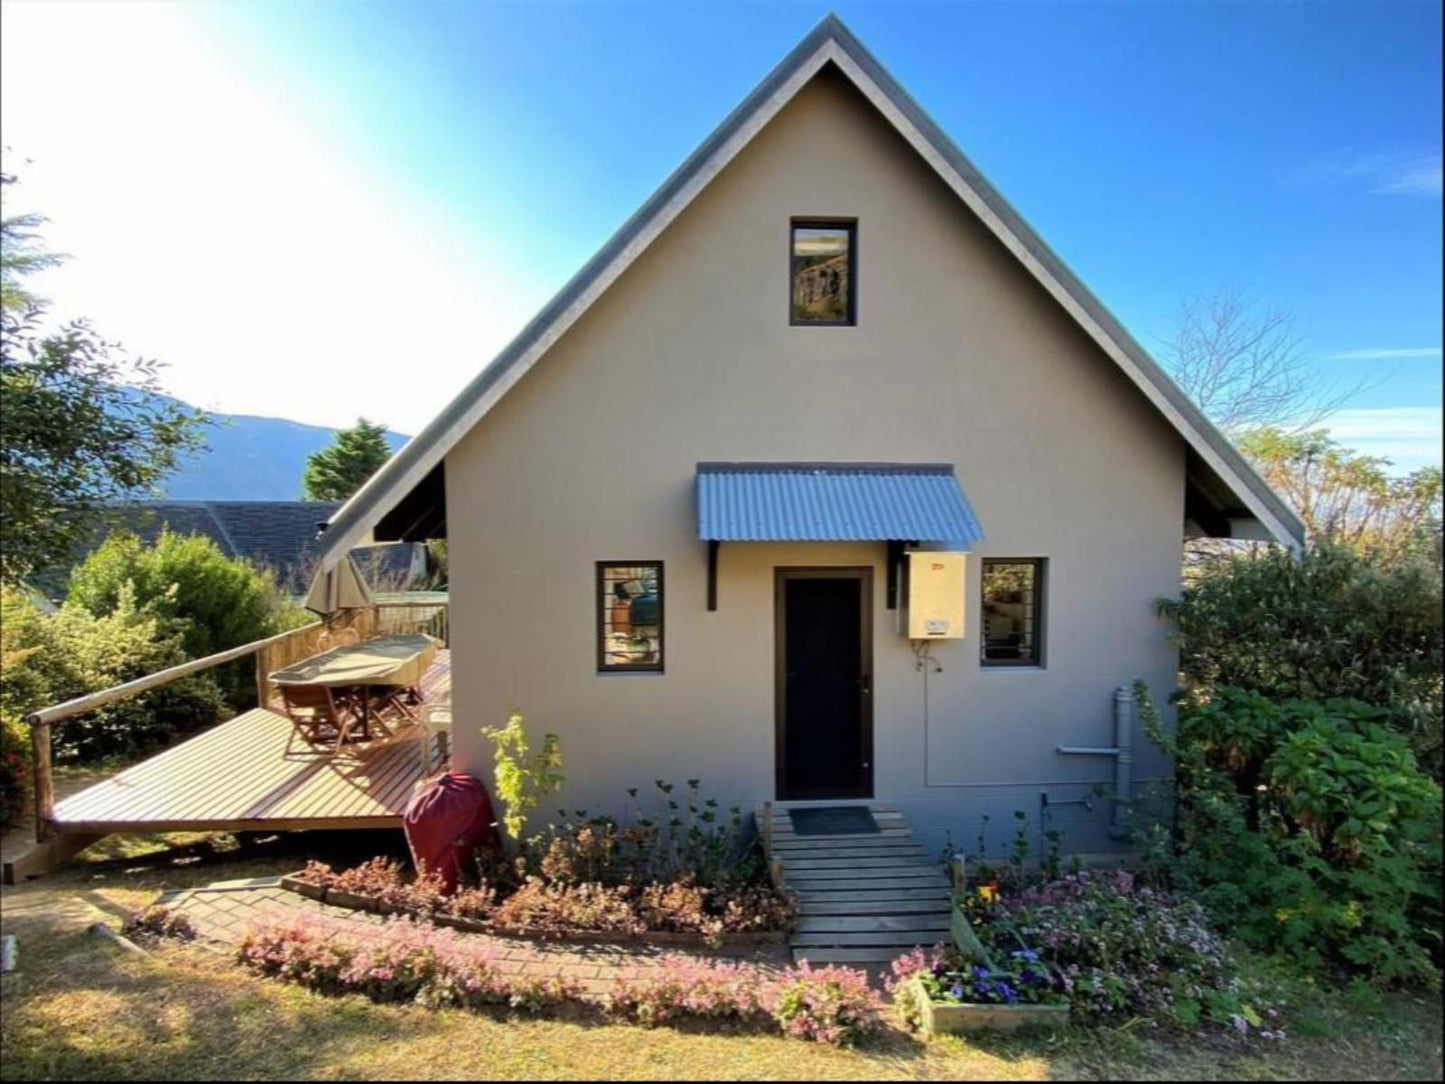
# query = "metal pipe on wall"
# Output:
<box><xmin>1055</xmin><ymin>683</ymin><xmax>1136</xmax><ymax>841</ymax></box>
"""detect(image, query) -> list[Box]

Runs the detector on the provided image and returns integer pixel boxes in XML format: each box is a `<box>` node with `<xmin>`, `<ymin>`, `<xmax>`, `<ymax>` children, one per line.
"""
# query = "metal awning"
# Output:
<box><xmin>696</xmin><ymin>462</ymin><xmax>984</xmax><ymax>545</ymax></box>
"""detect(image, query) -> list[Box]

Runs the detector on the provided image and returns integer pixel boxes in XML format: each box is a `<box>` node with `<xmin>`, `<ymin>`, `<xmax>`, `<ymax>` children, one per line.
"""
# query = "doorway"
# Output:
<box><xmin>774</xmin><ymin>568</ymin><xmax>873</xmax><ymax>800</ymax></box>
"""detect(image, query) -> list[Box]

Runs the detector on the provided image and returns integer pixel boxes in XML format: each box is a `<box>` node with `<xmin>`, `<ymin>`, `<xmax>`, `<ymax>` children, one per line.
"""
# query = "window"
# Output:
<box><xmin>980</xmin><ymin>559</ymin><xmax>1044</xmax><ymax>667</ymax></box>
<box><xmin>791</xmin><ymin>220</ymin><xmax>855</xmax><ymax>325</ymax></box>
<box><xmin>597</xmin><ymin>562</ymin><xmax>664</xmax><ymax>672</ymax></box>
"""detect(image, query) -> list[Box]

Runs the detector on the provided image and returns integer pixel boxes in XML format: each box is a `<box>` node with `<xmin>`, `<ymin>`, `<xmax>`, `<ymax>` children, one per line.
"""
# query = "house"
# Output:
<box><xmin>36</xmin><ymin>501</ymin><xmax>430</xmax><ymax>601</ymax></box>
<box><xmin>313</xmin><ymin>16</ymin><xmax>1304</xmax><ymax>854</ymax></box>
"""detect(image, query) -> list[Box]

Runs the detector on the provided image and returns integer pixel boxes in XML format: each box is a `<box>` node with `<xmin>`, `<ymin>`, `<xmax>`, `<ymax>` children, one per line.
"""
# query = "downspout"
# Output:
<box><xmin>1055</xmin><ymin>684</ymin><xmax>1135</xmax><ymax>841</ymax></box>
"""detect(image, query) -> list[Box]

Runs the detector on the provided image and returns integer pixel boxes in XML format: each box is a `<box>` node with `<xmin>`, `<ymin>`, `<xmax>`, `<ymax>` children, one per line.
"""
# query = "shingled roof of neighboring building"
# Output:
<box><xmin>35</xmin><ymin>501</ymin><xmax>424</xmax><ymax>601</ymax></box>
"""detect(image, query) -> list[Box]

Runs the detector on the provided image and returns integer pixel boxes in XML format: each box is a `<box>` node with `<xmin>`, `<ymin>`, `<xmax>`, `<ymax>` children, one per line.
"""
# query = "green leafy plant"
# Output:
<box><xmin>480</xmin><ymin>711</ymin><xmax>563</xmax><ymax>842</ymax></box>
<box><xmin>1158</xmin><ymin>543</ymin><xmax>1442</xmax><ymax>776</ymax></box>
<box><xmin>0</xmin><ymin>582</ymin><xmax>227</xmax><ymax>770</ymax></box>
<box><xmin>66</xmin><ymin>529</ymin><xmax>299</xmax><ymax>707</ymax></box>
<box><xmin>1135</xmin><ymin>682</ymin><xmax>1442</xmax><ymax>983</ymax></box>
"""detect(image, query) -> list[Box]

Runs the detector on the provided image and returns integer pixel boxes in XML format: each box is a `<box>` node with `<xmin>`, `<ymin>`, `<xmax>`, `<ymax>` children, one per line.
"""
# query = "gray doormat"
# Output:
<box><xmin>787</xmin><ymin>806</ymin><xmax>879</xmax><ymax>836</ymax></box>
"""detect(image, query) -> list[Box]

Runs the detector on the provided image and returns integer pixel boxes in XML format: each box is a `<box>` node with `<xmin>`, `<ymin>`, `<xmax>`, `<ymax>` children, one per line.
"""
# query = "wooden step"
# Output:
<box><xmin>770</xmin><ymin>845</ymin><xmax>927</xmax><ymax>861</ymax></box>
<box><xmin>799</xmin><ymin>898</ymin><xmax>954</xmax><ymax>915</ymax></box>
<box><xmin>791</xmin><ymin>947</ymin><xmax>915</xmax><ymax>964</ymax></box>
<box><xmin>787</xmin><ymin>870</ymin><xmax>950</xmax><ymax>886</ymax></box>
<box><xmin>784</xmin><ymin>854</ymin><xmax>936</xmax><ymax>869</ymax></box>
<box><xmin>792</xmin><ymin>930</ymin><xmax>950</xmax><ymax>947</ymax></box>
<box><xmin>798</xmin><ymin>885</ymin><xmax>952</xmax><ymax>901</ymax></box>
<box><xmin>797</xmin><ymin>914</ymin><xmax>950</xmax><ymax>934</ymax></box>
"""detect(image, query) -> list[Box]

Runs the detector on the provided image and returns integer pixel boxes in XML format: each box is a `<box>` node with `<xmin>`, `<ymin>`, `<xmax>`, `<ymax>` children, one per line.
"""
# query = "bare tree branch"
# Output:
<box><xmin>1160</xmin><ymin>288</ymin><xmax>1368</xmax><ymax>434</ymax></box>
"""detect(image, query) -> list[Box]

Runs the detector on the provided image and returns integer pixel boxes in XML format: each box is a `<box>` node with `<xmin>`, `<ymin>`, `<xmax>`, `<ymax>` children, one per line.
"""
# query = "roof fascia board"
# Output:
<box><xmin>317</xmin><ymin>15</ymin><xmax>1302</xmax><ymax>567</ymax></box>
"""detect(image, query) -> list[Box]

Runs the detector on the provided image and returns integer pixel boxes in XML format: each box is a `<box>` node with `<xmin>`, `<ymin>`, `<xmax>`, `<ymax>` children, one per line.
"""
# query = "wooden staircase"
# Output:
<box><xmin>760</xmin><ymin>802</ymin><xmax>954</xmax><ymax>965</ymax></box>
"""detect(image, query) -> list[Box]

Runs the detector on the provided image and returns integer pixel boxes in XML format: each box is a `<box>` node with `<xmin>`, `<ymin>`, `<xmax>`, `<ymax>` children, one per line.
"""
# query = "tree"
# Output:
<box><xmin>1237</xmin><ymin>427</ymin><xmax>1442</xmax><ymax>565</ymax></box>
<box><xmin>0</xmin><ymin>308</ymin><xmax>206</xmax><ymax>586</ymax></box>
<box><xmin>302</xmin><ymin>417</ymin><xmax>392</xmax><ymax>500</ymax></box>
<box><xmin>65</xmin><ymin>529</ymin><xmax>304</xmax><ymax>708</ymax></box>
<box><xmin>1</xmin><ymin>169</ymin><xmax>65</xmax><ymax>312</ymax></box>
<box><xmin>1162</xmin><ymin>289</ymin><xmax>1355</xmax><ymax>434</ymax></box>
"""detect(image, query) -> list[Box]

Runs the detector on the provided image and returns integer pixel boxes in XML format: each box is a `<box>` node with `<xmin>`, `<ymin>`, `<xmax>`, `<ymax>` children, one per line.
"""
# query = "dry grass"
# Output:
<box><xmin>2</xmin><ymin>832</ymin><xmax>1441</xmax><ymax>1081</ymax></box>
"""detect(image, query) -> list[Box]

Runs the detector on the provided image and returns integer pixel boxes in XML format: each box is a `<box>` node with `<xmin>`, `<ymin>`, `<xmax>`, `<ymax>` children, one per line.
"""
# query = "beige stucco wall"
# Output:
<box><xmin>444</xmin><ymin>66</ymin><xmax>1182</xmax><ymax>853</ymax></box>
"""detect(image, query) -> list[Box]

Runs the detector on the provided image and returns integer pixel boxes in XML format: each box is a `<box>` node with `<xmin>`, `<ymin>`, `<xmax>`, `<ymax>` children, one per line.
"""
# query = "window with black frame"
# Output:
<box><xmin>597</xmin><ymin>562</ymin><xmax>664</xmax><ymax>672</ymax></box>
<box><xmin>980</xmin><ymin>559</ymin><xmax>1044</xmax><ymax>666</ymax></box>
<box><xmin>790</xmin><ymin>220</ymin><xmax>855</xmax><ymax>325</ymax></box>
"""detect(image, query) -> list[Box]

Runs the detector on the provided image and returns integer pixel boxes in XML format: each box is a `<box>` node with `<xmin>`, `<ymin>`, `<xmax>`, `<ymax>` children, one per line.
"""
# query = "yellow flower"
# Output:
<box><xmin>978</xmin><ymin>885</ymin><xmax>996</xmax><ymax>903</ymax></box>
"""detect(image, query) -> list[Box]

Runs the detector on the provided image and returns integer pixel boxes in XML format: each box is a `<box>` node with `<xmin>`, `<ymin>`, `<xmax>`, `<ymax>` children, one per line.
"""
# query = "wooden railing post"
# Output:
<box><xmin>951</xmin><ymin>854</ymin><xmax>967</xmax><ymax>896</ymax></box>
<box><xmin>762</xmin><ymin>800</ymin><xmax>773</xmax><ymax>859</ymax></box>
<box><xmin>31</xmin><ymin>720</ymin><xmax>54</xmax><ymax>843</ymax></box>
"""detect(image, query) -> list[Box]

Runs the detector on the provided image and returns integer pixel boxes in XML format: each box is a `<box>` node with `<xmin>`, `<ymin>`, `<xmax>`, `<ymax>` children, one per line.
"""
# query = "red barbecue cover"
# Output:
<box><xmin>403</xmin><ymin>772</ymin><xmax>499</xmax><ymax>893</ymax></box>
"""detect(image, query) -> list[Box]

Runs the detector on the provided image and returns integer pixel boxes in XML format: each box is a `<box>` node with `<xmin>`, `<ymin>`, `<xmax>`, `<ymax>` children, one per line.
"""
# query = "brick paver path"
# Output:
<box><xmin>160</xmin><ymin>877</ymin><xmax>790</xmax><ymax>999</ymax></box>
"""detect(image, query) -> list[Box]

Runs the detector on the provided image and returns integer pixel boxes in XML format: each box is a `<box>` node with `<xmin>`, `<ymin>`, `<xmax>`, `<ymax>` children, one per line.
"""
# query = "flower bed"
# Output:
<box><xmin>889</xmin><ymin>943</ymin><xmax>1070</xmax><ymax>1035</ymax></box>
<box><xmin>282</xmin><ymin>857</ymin><xmax>794</xmax><ymax>948</ymax></box>
<box><xmin>238</xmin><ymin>914</ymin><xmax>882</xmax><ymax>1046</ymax></box>
<box><xmin>945</xmin><ymin>870</ymin><xmax>1286</xmax><ymax>1037</ymax></box>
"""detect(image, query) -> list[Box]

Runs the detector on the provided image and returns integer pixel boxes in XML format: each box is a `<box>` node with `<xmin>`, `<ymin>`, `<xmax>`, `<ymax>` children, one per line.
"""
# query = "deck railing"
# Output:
<box><xmin>21</xmin><ymin>599</ymin><xmax>448</xmax><ymax>847</ymax></box>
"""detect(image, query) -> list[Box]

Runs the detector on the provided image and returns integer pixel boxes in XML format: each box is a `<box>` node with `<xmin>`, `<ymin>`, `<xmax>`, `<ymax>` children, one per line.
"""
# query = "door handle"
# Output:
<box><xmin>857</xmin><ymin>675</ymin><xmax>870</xmax><ymax>694</ymax></box>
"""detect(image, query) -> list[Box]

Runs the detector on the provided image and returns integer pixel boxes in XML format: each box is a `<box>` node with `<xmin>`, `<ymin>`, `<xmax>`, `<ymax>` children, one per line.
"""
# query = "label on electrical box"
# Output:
<box><xmin>924</xmin><ymin>619</ymin><xmax>949</xmax><ymax>636</ymax></box>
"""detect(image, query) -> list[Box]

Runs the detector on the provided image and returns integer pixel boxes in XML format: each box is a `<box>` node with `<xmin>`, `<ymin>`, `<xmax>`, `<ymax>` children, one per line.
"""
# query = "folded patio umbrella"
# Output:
<box><xmin>304</xmin><ymin>555</ymin><xmax>376</xmax><ymax>617</ymax></box>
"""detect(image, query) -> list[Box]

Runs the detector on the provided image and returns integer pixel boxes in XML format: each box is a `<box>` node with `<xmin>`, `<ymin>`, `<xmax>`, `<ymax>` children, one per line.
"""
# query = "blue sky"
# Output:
<box><xmin>2</xmin><ymin>0</ymin><xmax>1440</xmax><ymax>469</ymax></box>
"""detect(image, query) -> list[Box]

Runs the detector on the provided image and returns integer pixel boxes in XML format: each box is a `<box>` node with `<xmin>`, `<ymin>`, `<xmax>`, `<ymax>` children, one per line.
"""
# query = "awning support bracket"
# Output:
<box><xmin>706</xmin><ymin>539</ymin><xmax>720</xmax><ymax>611</ymax></box>
<box><xmin>886</xmin><ymin>540</ymin><xmax>904</xmax><ymax>610</ymax></box>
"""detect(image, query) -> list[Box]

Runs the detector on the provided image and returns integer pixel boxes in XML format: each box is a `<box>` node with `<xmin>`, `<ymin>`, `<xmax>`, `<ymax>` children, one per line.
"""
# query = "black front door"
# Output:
<box><xmin>775</xmin><ymin>568</ymin><xmax>873</xmax><ymax>800</ymax></box>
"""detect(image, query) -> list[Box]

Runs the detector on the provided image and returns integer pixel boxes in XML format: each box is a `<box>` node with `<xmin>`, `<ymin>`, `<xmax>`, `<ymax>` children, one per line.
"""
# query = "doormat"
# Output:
<box><xmin>787</xmin><ymin>806</ymin><xmax>879</xmax><ymax>836</ymax></box>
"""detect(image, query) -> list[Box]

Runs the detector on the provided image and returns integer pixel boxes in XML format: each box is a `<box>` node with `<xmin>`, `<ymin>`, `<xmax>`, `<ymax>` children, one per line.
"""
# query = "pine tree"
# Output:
<box><xmin>302</xmin><ymin>418</ymin><xmax>393</xmax><ymax>501</ymax></box>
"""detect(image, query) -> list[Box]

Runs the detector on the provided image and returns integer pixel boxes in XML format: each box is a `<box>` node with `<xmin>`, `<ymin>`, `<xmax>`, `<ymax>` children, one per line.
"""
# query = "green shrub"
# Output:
<box><xmin>535</xmin><ymin>779</ymin><xmax>760</xmax><ymax>889</ymax></box>
<box><xmin>0</xmin><ymin>584</ymin><xmax>227</xmax><ymax>774</ymax></box>
<box><xmin>1145</xmin><ymin>685</ymin><xmax>1442</xmax><ymax>984</ymax></box>
<box><xmin>66</xmin><ymin>529</ymin><xmax>296</xmax><ymax>706</ymax></box>
<box><xmin>1159</xmin><ymin>544</ymin><xmax>1442</xmax><ymax>775</ymax></box>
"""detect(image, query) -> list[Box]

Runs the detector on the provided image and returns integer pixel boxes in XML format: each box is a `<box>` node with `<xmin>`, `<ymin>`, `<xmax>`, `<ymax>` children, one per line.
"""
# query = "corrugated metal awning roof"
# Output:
<box><xmin>696</xmin><ymin>462</ymin><xmax>983</xmax><ymax>544</ymax></box>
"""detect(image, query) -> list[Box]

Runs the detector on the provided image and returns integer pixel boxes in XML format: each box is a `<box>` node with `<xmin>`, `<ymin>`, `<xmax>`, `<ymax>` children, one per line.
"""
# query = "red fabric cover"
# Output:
<box><xmin>403</xmin><ymin>771</ymin><xmax>499</xmax><ymax>893</ymax></box>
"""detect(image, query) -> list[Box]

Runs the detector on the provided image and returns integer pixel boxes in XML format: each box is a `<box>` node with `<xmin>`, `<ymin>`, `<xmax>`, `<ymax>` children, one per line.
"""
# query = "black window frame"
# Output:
<box><xmin>596</xmin><ymin>560</ymin><xmax>665</xmax><ymax>674</ymax></box>
<box><xmin>979</xmin><ymin>558</ymin><xmax>1046</xmax><ymax>668</ymax></box>
<box><xmin>789</xmin><ymin>218</ymin><xmax>857</xmax><ymax>327</ymax></box>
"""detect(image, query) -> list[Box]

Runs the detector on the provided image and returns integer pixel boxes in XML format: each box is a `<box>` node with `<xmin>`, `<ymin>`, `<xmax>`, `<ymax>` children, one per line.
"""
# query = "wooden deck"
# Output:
<box><xmin>761</xmin><ymin>802</ymin><xmax>954</xmax><ymax>965</ymax></box>
<box><xmin>49</xmin><ymin>651</ymin><xmax>451</xmax><ymax>835</ymax></box>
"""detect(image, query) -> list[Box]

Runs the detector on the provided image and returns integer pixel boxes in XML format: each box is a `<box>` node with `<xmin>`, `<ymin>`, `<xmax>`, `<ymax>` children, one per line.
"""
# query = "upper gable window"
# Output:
<box><xmin>791</xmin><ymin>220</ymin><xmax>855</xmax><ymax>326</ymax></box>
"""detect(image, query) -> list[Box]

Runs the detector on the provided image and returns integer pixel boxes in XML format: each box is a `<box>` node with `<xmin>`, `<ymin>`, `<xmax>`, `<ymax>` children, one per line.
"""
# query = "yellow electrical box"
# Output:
<box><xmin>907</xmin><ymin>551</ymin><xmax>967</xmax><ymax>639</ymax></box>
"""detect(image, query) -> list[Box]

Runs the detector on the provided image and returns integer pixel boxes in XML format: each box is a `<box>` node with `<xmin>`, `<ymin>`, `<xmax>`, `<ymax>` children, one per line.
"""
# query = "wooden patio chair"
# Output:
<box><xmin>278</xmin><ymin>684</ymin><xmax>366</xmax><ymax>753</ymax></box>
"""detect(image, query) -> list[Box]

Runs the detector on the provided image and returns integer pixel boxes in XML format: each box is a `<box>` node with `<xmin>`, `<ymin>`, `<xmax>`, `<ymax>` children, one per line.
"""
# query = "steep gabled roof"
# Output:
<box><xmin>317</xmin><ymin>13</ymin><xmax>1305</xmax><ymax>567</ymax></box>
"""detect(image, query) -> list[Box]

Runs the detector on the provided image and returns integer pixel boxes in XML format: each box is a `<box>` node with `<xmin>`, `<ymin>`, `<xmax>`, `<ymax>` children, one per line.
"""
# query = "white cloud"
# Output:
<box><xmin>1373</xmin><ymin>155</ymin><xmax>1443</xmax><ymax>197</ymax></box>
<box><xmin>1296</xmin><ymin>151</ymin><xmax>1443</xmax><ymax>199</ymax></box>
<box><xmin>1323</xmin><ymin>407</ymin><xmax>1443</xmax><ymax>473</ymax></box>
<box><xmin>1327</xmin><ymin>347</ymin><xmax>1443</xmax><ymax>361</ymax></box>
<box><xmin>0</xmin><ymin>1</ymin><xmax>545</xmax><ymax>434</ymax></box>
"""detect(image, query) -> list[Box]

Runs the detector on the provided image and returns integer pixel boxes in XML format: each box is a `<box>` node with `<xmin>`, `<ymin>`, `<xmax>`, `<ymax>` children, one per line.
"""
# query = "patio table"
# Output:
<box><xmin>269</xmin><ymin>634</ymin><xmax>441</xmax><ymax>738</ymax></box>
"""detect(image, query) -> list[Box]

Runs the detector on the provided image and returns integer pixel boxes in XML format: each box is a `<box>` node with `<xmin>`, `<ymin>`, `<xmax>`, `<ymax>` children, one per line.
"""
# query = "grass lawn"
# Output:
<box><xmin>2</xmin><ymin>832</ymin><xmax>1441</xmax><ymax>1081</ymax></box>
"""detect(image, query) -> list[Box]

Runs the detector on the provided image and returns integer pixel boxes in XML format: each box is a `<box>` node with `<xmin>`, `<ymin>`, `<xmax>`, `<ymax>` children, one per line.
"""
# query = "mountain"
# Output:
<box><xmin>162</xmin><ymin>403</ymin><xmax>410</xmax><ymax>501</ymax></box>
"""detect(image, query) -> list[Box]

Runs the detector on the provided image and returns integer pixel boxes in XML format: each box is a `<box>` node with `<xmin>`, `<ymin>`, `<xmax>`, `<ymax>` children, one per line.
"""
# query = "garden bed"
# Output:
<box><xmin>910</xmin><ymin>979</ymin><xmax>1070</xmax><ymax>1035</ymax></box>
<box><xmin>280</xmin><ymin>864</ymin><xmax>792</xmax><ymax>948</ymax></box>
